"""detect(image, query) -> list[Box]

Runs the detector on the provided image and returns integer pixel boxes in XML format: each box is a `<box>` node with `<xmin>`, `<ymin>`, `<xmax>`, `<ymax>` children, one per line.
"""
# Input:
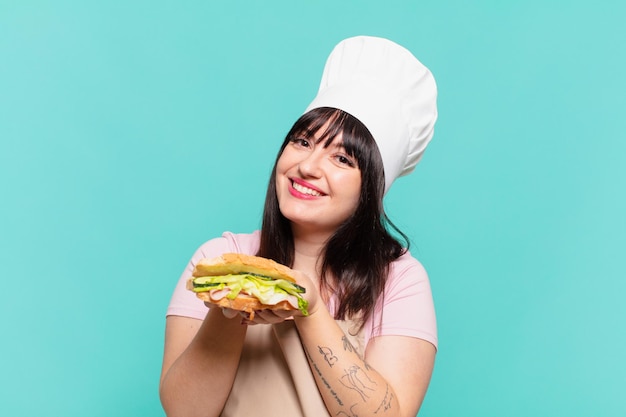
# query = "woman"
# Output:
<box><xmin>160</xmin><ymin>36</ymin><xmax>438</xmax><ymax>417</ymax></box>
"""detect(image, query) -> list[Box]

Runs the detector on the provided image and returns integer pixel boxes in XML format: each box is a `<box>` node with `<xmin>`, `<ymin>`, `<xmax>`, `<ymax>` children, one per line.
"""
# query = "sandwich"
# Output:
<box><xmin>187</xmin><ymin>253</ymin><xmax>309</xmax><ymax>320</ymax></box>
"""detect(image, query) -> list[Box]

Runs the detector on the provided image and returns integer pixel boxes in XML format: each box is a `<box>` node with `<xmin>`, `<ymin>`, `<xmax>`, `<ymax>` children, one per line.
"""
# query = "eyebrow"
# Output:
<box><xmin>295</xmin><ymin>125</ymin><xmax>348</xmax><ymax>152</ymax></box>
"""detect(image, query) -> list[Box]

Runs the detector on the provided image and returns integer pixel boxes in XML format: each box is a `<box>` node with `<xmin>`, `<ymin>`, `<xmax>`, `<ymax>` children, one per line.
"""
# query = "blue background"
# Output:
<box><xmin>1</xmin><ymin>1</ymin><xmax>625</xmax><ymax>416</ymax></box>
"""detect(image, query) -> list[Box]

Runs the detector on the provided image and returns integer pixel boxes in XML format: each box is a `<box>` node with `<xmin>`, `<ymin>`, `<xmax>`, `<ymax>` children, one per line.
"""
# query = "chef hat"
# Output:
<box><xmin>305</xmin><ymin>36</ymin><xmax>438</xmax><ymax>193</ymax></box>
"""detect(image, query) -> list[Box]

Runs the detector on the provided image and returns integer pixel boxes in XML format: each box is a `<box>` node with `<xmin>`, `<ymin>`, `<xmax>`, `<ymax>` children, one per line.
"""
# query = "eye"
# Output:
<box><xmin>334</xmin><ymin>153</ymin><xmax>357</xmax><ymax>168</ymax></box>
<box><xmin>290</xmin><ymin>137</ymin><xmax>311</xmax><ymax>149</ymax></box>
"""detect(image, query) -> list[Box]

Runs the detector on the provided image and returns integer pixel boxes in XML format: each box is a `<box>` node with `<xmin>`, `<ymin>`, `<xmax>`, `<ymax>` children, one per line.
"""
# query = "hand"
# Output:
<box><xmin>289</xmin><ymin>269</ymin><xmax>321</xmax><ymax>317</ymax></box>
<box><xmin>241</xmin><ymin>308</ymin><xmax>296</xmax><ymax>325</ymax></box>
<box><xmin>202</xmin><ymin>302</ymin><xmax>241</xmax><ymax>319</ymax></box>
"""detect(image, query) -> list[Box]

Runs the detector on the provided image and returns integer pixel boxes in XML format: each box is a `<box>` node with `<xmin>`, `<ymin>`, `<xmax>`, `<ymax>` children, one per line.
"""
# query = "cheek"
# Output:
<box><xmin>351</xmin><ymin>183</ymin><xmax>362</xmax><ymax>207</ymax></box>
<box><xmin>275</xmin><ymin>149</ymin><xmax>296</xmax><ymax>175</ymax></box>
<box><xmin>276</xmin><ymin>157</ymin><xmax>292</xmax><ymax>180</ymax></box>
<box><xmin>275</xmin><ymin>155</ymin><xmax>292</xmax><ymax>198</ymax></box>
<box><xmin>343</xmin><ymin>174</ymin><xmax>362</xmax><ymax>207</ymax></box>
<box><xmin>275</xmin><ymin>154</ymin><xmax>286</xmax><ymax>173</ymax></box>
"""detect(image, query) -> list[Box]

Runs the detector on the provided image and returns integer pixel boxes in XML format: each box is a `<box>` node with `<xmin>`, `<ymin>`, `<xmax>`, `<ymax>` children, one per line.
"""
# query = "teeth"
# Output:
<box><xmin>292</xmin><ymin>181</ymin><xmax>322</xmax><ymax>196</ymax></box>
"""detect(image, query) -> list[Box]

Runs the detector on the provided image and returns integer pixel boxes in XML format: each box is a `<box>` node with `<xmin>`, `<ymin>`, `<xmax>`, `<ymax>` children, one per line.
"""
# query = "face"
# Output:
<box><xmin>275</xmin><ymin>126</ymin><xmax>362</xmax><ymax>237</ymax></box>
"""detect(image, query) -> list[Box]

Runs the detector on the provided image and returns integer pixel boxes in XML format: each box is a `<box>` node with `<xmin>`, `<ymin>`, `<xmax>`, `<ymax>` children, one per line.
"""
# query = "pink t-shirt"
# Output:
<box><xmin>167</xmin><ymin>231</ymin><xmax>437</xmax><ymax>349</ymax></box>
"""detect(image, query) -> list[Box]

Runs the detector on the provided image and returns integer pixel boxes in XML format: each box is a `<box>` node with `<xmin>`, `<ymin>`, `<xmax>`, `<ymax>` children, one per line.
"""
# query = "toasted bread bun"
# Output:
<box><xmin>192</xmin><ymin>253</ymin><xmax>297</xmax><ymax>282</ymax></box>
<box><xmin>188</xmin><ymin>253</ymin><xmax>302</xmax><ymax>317</ymax></box>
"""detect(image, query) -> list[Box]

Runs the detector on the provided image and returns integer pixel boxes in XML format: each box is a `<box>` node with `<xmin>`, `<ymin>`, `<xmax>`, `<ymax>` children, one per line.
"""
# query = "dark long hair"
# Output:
<box><xmin>257</xmin><ymin>107</ymin><xmax>408</xmax><ymax>325</ymax></box>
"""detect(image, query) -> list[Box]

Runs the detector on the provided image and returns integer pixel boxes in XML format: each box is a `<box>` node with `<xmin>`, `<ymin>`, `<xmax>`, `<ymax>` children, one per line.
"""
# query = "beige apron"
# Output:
<box><xmin>220</xmin><ymin>319</ymin><xmax>364</xmax><ymax>417</ymax></box>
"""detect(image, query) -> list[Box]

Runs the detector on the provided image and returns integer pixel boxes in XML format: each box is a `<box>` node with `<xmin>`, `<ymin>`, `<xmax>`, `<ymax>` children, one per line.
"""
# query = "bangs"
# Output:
<box><xmin>288</xmin><ymin>107</ymin><xmax>376</xmax><ymax>169</ymax></box>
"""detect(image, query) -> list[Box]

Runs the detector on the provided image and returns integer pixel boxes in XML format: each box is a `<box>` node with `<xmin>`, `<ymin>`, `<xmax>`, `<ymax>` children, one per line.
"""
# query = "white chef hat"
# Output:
<box><xmin>305</xmin><ymin>36</ymin><xmax>438</xmax><ymax>193</ymax></box>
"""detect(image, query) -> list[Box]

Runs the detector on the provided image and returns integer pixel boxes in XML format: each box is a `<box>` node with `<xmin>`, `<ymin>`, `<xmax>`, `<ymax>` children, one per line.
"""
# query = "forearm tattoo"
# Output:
<box><xmin>336</xmin><ymin>404</ymin><xmax>359</xmax><ymax>417</ymax></box>
<box><xmin>309</xmin><ymin>336</ymin><xmax>393</xmax><ymax>414</ymax></box>
<box><xmin>341</xmin><ymin>336</ymin><xmax>372</xmax><ymax>371</ymax></box>
<box><xmin>339</xmin><ymin>364</ymin><xmax>376</xmax><ymax>402</ymax></box>
<box><xmin>319</xmin><ymin>346</ymin><xmax>339</xmax><ymax>367</ymax></box>
<box><xmin>342</xmin><ymin>335</ymin><xmax>355</xmax><ymax>353</ymax></box>
<box><xmin>374</xmin><ymin>383</ymin><xmax>394</xmax><ymax>413</ymax></box>
<box><xmin>305</xmin><ymin>346</ymin><xmax>344</xmax><ymax>406</ymax></box>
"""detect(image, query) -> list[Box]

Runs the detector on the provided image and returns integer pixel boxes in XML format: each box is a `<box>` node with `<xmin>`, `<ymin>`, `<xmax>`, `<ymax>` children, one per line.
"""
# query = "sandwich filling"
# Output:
<box><xmin>190</xmin><ymin>273</ymin><xmax>309</xmax><ymax>316</ymax></box>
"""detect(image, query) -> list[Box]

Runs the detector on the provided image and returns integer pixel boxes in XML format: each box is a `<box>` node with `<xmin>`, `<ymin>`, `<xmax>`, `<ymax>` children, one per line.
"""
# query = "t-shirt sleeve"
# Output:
<box><xmin>366</xmin><ymin>252</ymin><xmax>438</xmax><ymax>350</ymax></box>
<box><xmin>166</xmin><ymin>238</ymin><xmax>224</xmax><ymax>320</ymax></box>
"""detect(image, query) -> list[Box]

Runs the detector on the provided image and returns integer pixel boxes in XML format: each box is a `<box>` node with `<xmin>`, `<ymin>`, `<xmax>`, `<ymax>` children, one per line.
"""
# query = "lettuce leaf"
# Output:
<box><xmin>191</xmin><ymin>273</ymin><xmax>309</xmax><ymax>315</ymax></box>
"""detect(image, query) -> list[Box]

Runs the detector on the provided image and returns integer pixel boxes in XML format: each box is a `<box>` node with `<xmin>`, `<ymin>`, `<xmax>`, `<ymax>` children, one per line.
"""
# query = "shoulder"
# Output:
<box><xmin>195</xmin><ymin>230</ymin><xmax>261</xmax><ymax>258</ymax></box>
<box><xmin>387</xmin><ymin>250</ymin><xmax>429</xmax><ymax>289</ymax></box>
<box><xmin>365</xmin><ymin>250</ymin><xmax>437</xmax><ymax>349</ymax></box>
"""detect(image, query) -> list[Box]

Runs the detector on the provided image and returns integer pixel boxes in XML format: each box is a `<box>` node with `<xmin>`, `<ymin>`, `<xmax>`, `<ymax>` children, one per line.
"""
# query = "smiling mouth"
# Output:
<box><xmin>291</xmin><ymin>180</ymin><xmax>324</xmax><ymax>197</ymax></box>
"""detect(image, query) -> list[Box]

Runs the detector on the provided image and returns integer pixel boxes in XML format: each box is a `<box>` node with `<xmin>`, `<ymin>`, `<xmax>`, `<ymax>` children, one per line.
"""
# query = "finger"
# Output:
<box><xmin>272</xmin><ymin>309</ymin><xmax>297</xmax><ymax>319</ymax></box>
<box><xmin>254</xmin><ymin>309</ymin><xmax>290</xmax><ymax>324</ymax></box>
<box><xmin>250</xmin><ymin>311</ymin><xmax>272</xmax><ymax>325</ymax></box>
<box><xmin>222</xmin><ymin>308</ymin><xmax>239</xmax><ymax>319</ymax></box>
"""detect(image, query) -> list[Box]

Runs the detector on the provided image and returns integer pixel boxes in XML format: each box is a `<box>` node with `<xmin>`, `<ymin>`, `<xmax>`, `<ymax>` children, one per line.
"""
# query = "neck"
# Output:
<box><xmin>290</xmin><ymin>225</ymin><xmax>330</xmax><ymax>279</ymax></box>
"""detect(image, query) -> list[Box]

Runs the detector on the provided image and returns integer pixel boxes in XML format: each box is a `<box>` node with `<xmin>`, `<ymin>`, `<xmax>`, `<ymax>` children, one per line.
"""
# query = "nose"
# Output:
<box><xmin>298</xmin><ymin>150</ymin><xmax>323</xmax><ymax>178</ymax></box>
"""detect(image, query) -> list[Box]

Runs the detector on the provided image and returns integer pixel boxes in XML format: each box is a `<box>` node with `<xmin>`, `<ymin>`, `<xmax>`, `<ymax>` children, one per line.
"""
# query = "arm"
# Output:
<box><xmin>248</xmin><ymin>261</ymin><xmax>436</xmax><ymax>417</ymax></box>
<box><xmin>294</xmin><ymin>307</ymin><xmax>436</xmax><ymax>417</ymax></box>
<box><xmin>365</xmin><ymin>335</ymin><xmax>436</xmax><ymax>416</ymax></box>
<box><xmin>159</xmin><ymin>309</ymin><xmax>247</xmax><ymax>417</ymax></box>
